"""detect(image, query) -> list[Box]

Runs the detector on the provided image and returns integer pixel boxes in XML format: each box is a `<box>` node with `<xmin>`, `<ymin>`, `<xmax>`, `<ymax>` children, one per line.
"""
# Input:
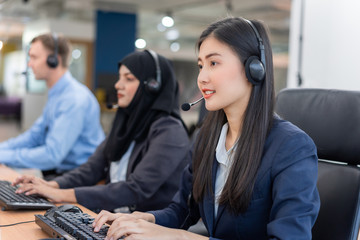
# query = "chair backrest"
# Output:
<box><xmin>275</xmin><ymin>88</ymin><xmax>360</xmax><ymax>240</ymax></box>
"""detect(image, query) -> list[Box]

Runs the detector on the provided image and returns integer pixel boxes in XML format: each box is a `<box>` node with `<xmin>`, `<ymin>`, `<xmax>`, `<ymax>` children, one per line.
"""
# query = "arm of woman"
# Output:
<box><xmin>12</xmin><ymin>139</ymin><xmax>109</xmax><ymax>203</ymax></box>
<box><xmin>92</xmin><ymin>210</ymin><xmax>155</xmax><ymax>232</ymax></box>
<box><xmin>92</xmin><ymin>163</ymin><xmax>201</xmax><ymax>238</ymax></box>
<box><xmin>53</xmin><ymin>139</ymin><xmax>109</xmax><ymax>188</ymax></box>
<box><xmin>149</xmin><ymin>162</ymin><xmax>200</xmax><ymax>229</ymax></box>
<box><xmin>92</xmin><ymin>210</ymin><xmax>205</xmax><ymax>240</ymax></box>
<box><xmin>73</xmin><ymin>117</ymin><xmax>190</xmax><ymax>211</ymax></box>
<box><xmin>13</xmin><ymin>175</ymin><xmax>76</xmax><ymax>203</ymax></box>
<box><xmin>106</xmin><ymin>218</ymin><xmax>209</xmax><ymax>240</ymax></box>
<box><xmin>93</xmin><ymin>209</ymin><xmax>207</xmax><ymax>240</ymax></box>
<box><xmin>267</xmin><ymin>131</ymin><xmax>320</xmax><ymax>239</ymax></box>
<box><xmin>19</xmin><ymin>185</ymin><xmax>76</xmax><ymax>203</ymax></box>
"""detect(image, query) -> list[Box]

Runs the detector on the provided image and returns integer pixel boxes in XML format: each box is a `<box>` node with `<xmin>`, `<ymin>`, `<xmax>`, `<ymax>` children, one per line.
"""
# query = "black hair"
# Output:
<box><xmin>192</xmin><ymin>17</ymin><xmax>275</xmax><ymax>214</ymax></box>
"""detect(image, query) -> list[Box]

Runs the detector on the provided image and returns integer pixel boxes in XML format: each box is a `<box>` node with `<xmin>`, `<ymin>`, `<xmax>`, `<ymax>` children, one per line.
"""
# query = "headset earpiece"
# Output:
<box><xmin>245</xmin><ymin>56</ymin><xmax>265</xmax><ymax>85</ymax></box>
<box><xmin>47</xmin><ymin>33</ymin><xmax>59</xmax><ymax>68</ymax></box>
<box><xmin>144</xmin><ymin>49</ymin><xmax>161</xmax><ymax>94</ymax></box>
<box><xmin>243</xmin><ymin>19</ymin><xmax>266</xmax><ymax>85</ymax></box>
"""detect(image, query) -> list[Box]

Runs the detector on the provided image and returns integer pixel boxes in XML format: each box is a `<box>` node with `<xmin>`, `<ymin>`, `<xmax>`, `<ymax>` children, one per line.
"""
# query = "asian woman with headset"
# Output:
<box><xmin>92</xmin><ymin>17</ymin><xmax>320</xmax><ymax>240</ymax></box>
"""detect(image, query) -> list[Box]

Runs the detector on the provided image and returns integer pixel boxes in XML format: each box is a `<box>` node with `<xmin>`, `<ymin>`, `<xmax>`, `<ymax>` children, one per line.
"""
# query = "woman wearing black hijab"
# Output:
<box><xmin>13</xmin><ymin>50</ymin><xmax>190</xmax><ymax>213</ymax></box>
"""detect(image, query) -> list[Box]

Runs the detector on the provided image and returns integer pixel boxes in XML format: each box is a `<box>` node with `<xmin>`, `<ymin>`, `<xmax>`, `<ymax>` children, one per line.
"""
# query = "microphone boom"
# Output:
<box><xmin>181</xmin><ymin>97</ymin><xmax>204</xmax><ymax>111</ymax></box>
<box><xmin>181</xmin><ymin>103</ymin><xmax>191</xmax><ymax>111</ymax></box>
<box><xmin>106</xmin><ymin>103</ymin><xmax>119</xmax><ymax>109</ymax></box>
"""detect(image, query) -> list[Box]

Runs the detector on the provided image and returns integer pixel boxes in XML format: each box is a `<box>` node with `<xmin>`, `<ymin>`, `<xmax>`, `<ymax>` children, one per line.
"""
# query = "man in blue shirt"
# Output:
<box><xmin>0</xmin><ymin>33</ymin><xmax>105</xmax><ymax>178</ymax></box>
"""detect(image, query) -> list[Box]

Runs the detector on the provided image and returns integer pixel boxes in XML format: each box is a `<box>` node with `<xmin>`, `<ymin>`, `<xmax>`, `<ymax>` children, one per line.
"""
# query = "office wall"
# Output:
<box><xmin>94</xmin><ymin>11</ymin><xmax>136</xmax><ymax>92</ymax></box>
<box><xmin>287</xmin><ymin>0</ymin><xmax>360</xmax><ymax>89</ymax></box>
<box><xmin>2</xmin><ymin>51</ymin><xmax>26</xmax><ymax>97</ymax></box>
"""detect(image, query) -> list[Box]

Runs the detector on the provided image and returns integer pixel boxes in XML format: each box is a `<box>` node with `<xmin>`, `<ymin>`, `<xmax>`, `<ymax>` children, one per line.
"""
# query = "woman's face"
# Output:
<box><xmin>197</xmin><ymin>36</ymin><xmax>252</xmax><ymax>114</ymax></box>
<box><xmin>115</xmin><ymin>65</ymin><xmax>140</xmax><ymax>108</ymax></box>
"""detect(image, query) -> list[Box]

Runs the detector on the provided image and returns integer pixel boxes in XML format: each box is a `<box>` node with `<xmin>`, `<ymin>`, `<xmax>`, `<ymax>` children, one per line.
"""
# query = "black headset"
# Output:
<box><xmin>144</xmin><ymin>49</ymin><xmax>162</xmax><ymax>94</ymax></box>
<box><xmin>46</xmin><ymin>33</ymin><xmax>59</xmax><ymax>68</ymax></box>
<box><xmin>243</xmin><ymin>19</ymin><xmax>266</xmax><ymax>85</ymax></box>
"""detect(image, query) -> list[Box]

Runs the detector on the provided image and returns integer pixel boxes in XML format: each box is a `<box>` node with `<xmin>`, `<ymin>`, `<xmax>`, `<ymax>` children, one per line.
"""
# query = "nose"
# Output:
<box><xmin>114</xmin><ymin>78</ymin><xmax>123</xmax><ymax>90</ymax></box>
<box><xmin>197</xmin><ymin>68</ymin><xmax>209</xmax><ymax>86</ymax></box>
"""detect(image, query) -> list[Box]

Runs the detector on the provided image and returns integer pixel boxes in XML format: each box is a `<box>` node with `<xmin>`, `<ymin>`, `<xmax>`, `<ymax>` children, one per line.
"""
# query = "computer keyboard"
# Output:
<box><xmin>35</xmin><ymin>210</ymin><xmax>117</xmax><ymax>240</ymax></box>
<box><xmin>0</xmin><ymin>180</ymin><xmax>54</xmax><ymax>210</ymax></box>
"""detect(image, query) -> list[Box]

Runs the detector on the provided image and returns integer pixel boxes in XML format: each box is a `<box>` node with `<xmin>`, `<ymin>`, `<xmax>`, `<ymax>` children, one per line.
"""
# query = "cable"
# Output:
<box><xmin>0</xmin><ymin>220</ymin><xmax>34</xmax><ymax>227</ymax></box>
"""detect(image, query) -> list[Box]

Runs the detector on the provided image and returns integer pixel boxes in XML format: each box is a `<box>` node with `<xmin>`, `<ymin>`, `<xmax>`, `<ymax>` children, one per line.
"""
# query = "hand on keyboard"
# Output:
<box><xmin>0</xmin><ymin>180</ymin><xmax>54</xmax><ymax>210</ymax></box>
<box><xmin>13</xmin><ymin>175</ymin><xmax>76</xmax><ymax>203</ymax></box>
<box><xmin>105</xmin><ymin>217</ymin><xmax>178</xmax><ymax>240</ymax></box>
<box><xmin>93</xmin><ymin>210</ymin><xmax>155</xmax><ymax>232</ymax></box>
<box><xmin>12</xmin><ymin>175</ymin><xmax>59</xmax><ymax>188</ymax></box>
<box><xmin>93</xmin><ymin>210</ymin><xmax>156</xmax><ymax>239</ymax></box>
<box><xmin>36</xmin><ymin>209</ymin><xmax>115</xmax><ymax>239</ymax></box>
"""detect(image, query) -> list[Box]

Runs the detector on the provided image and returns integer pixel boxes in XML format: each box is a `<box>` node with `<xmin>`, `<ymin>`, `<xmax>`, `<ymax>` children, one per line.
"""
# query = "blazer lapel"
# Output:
<box><xmin>203</xmin><ymin>157</ymin><xmax>219</xmax><ymax>235</ymax></box>
<box><xmin>126</xmin><ymin>142</ymin><xmax>142</xmax><ymax>178</ymax></box>
<box><xmin>214</xmin><ymin>203</ymin><xmax>226</xmax><ymax>231</ymax></box>
<box><xmin>212</xmin><ymin>157</ymin><xmax>225</xmax><ymax>233</ymax></box>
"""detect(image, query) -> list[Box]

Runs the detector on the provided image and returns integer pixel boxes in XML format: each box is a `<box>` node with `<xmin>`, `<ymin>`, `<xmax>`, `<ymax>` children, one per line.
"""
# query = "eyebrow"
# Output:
<box><xmin>123</xmin><ymin>72</ymin><xmax>135</xmax><ymax>78</ymax></box>
<box><xmin>198</xmin><ymin>52</ymin><xmax>221</xmax><ymax>61</ymax></box>
<box><xmin>119</xmin><ymin>71</ymin><xmax>132</xmax><ymax>76</ymax></box>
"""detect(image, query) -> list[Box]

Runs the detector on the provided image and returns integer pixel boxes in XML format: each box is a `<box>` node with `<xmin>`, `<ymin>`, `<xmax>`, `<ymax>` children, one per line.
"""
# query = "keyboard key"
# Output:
<box><xmin>0</xmin><ymin>180</ymin><xmax>54</xmax><ymax>210</ymax></box>
<box><xmin>36</xmin><ymin>210</ymin><xmax>126</xmax><ymax>239</ymax></box>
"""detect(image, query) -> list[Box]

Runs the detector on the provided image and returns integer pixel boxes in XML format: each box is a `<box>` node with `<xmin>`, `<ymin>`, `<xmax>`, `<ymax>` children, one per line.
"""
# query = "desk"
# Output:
<box><xmin>2</xmin><ymin>165</ymin><xmax>360</xmax><ymax>240</ymax></box>
<box><xmin>0</xmin><ymin>165</ymin><xmax>96</xmax><ymax>240</ymax></box>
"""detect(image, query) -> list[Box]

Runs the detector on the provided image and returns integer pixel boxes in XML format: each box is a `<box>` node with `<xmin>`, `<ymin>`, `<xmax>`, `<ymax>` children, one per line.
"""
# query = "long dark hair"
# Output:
<box><xmin>192</xmin><ymin>17</ymin><xmax>275</xmax><ymax>214</ymax></box>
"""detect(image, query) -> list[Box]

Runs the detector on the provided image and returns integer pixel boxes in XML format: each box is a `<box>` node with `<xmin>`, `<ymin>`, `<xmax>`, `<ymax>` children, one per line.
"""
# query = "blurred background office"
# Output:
<box><xmin>0</xmin><ymin>0</ymin><xmax>359</xmax><ymax>142</ymax></box>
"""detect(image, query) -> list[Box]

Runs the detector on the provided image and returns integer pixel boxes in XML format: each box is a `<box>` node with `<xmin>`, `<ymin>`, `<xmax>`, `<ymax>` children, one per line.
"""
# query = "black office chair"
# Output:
<box><xmin>275</xmin><ymin>88</ymin><xmax>360</xmax><ymax>240</ymax></box>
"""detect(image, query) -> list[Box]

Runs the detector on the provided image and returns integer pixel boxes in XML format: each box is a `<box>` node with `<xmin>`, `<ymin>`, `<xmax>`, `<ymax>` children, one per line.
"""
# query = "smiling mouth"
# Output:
<box><xmin>203</xmin><ymin>90</ymin><xmax>216</xmax><ymax>98</ymax></box>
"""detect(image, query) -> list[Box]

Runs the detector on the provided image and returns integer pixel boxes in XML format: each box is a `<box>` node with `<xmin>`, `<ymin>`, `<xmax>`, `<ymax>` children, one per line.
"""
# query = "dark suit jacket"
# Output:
<box><xmin>151</xmin><ymin>118</ymin><xmax>320</xmax><ymax>240</ymax></box>
<box><xmin>54</xmin><ymin>116</ymin><xmax>190</xmax><ymax>212</ymax></box>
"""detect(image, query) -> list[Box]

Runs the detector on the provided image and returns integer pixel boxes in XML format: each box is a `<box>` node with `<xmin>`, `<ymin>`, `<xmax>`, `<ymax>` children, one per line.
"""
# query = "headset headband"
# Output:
<box><xmin>146</xmin><ymin>49</ymin><xmax>161</xmax><ymax>85</ymax></box>
<box><xmin>243</xmin><ymin>19</ymin><xmax>266</xmax><ymax>69</ymax></box>
<box><xmin>52</xmin><ymin>32</ymin><xmax>58</xmax><ymax>57</ymax></box>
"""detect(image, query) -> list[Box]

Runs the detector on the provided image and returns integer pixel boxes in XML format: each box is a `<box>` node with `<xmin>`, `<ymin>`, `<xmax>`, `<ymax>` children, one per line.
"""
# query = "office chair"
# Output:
<box><xmin>275</xmin><ymin>88</ymin><xmax>360</xmax><ymax>240</ymax></box>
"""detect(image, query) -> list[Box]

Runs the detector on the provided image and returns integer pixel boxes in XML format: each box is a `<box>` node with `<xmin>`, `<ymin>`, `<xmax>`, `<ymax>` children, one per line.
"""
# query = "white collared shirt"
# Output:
<box><xmin>214</xmin><ymin>123</ymin><xmax>236</xmax><ymax>218</ymax></box>
<box><xmin>110</xmin><ymin>141</ymin><xmax>135</xmax><ymax>183</ymax></box>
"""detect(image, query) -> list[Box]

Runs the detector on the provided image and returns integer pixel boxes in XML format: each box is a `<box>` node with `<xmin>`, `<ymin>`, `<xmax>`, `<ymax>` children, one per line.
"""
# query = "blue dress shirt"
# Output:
<box><xmin>0</xmin><ymin>71</ymin><xmax>105</xmax><ymax>172</ymax></box>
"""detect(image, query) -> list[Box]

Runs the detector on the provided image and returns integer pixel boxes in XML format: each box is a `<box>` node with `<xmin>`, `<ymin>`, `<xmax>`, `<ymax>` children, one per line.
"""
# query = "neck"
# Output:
<box><xmin>224</xmin><ymin>112</ymin><xmax>243</xmax><ymax>151</ymax></box>
<box><xmin>46</xmin><ymin>67</ymin><xmax>67</xmax><ymax>88</ymax></box>
<box><xmin>224</xmin><ymin>98</ymin><xmax>250</xmax><ymax>151</ymax></box>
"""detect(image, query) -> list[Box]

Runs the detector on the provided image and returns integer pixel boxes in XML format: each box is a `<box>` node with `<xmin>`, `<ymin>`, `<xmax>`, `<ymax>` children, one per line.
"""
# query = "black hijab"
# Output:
<box><xmin>104</xmin><ymin>50</ymin><xmax>183</xmax><ymax>162</ymax></box>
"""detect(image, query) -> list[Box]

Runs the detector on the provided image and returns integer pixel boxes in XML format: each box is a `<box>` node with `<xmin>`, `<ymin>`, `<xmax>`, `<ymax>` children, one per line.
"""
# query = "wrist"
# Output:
<box><xmin>58</xmin><ymin>189</ymin><xmax>76</xmax><ymax>203</ymax></box>
<box><xmin>145</xmin><ymin>213</ymin><xmax>155</xmax><ymax>223</ymax></box>
<box><xmin>177</xmin><ymin>229</ymin><xmax>191</xmax><ymax>240</ymax></box>
<box><xmin>177</xmin><ymin>229</ymin><xmax>208</xmax><ymax>240</ymax></box>
<box><xmin>49</xmin><ymin>181</ymin><xmax>60</xmax><ymax>188</ymax></box>
<box><xmin>131</xmin><ymin>211</ymin><xmax>155</xmax><ymax>223</ymax></box>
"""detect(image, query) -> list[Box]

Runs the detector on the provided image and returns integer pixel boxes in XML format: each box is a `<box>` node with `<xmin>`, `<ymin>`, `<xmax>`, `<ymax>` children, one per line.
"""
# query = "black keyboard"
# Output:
<box><xmin>0</xmin><ymin>180</ymin><xmax>54</xmax><ymax>210</ymax></box>
<box><xmin>35</xmin><ymin>211</ymin><xmax>115</xmax><ymax>240</ymax></box>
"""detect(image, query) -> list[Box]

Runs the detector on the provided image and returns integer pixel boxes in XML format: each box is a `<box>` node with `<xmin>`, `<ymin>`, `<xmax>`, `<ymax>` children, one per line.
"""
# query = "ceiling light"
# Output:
<box><xmin>165</xmin><ymin>29</ymin><xmax>179</xmax><ymax>41</ymax></box>
<box><xmin>162</xmin><ymin>16</ymin><xmax>174</xmax><ymax>28</ymax></box>
<box><xmin>72</xmin><ymin>49</ymin><xmax>81</xmax><ymax>59</ymax></box>
<box><xmin>157</xmin><ymin>23</ymin><xmax>166</xmax><ymax>32</ymax></box>
<box><xmin>170</xmin><ymin>42</ymin><xmax>180</xmax><ymax>52</ymax></box>
<box><xmin>135</xmin><ymin>38</ymin><xmax>146</xmax><ymax>49</ymax></box>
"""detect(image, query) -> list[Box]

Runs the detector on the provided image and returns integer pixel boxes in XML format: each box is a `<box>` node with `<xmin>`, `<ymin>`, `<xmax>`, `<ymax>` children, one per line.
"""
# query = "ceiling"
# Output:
<box><xmin>0</xmin><ymin>0</ymin><xmax>291</xmax><ymax>60</ymax></box>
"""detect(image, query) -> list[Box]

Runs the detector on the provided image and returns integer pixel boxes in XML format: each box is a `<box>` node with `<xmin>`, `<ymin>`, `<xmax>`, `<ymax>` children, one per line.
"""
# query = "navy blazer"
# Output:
<box><xmin>152</xmin><ymin>118</ymin><xmax>320</xmax><ymax>240</ymax></box>
<box><xmin>54</xmin><ymin>116</ymin><xmax>190</xmax><ymax>212</ymax></box>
